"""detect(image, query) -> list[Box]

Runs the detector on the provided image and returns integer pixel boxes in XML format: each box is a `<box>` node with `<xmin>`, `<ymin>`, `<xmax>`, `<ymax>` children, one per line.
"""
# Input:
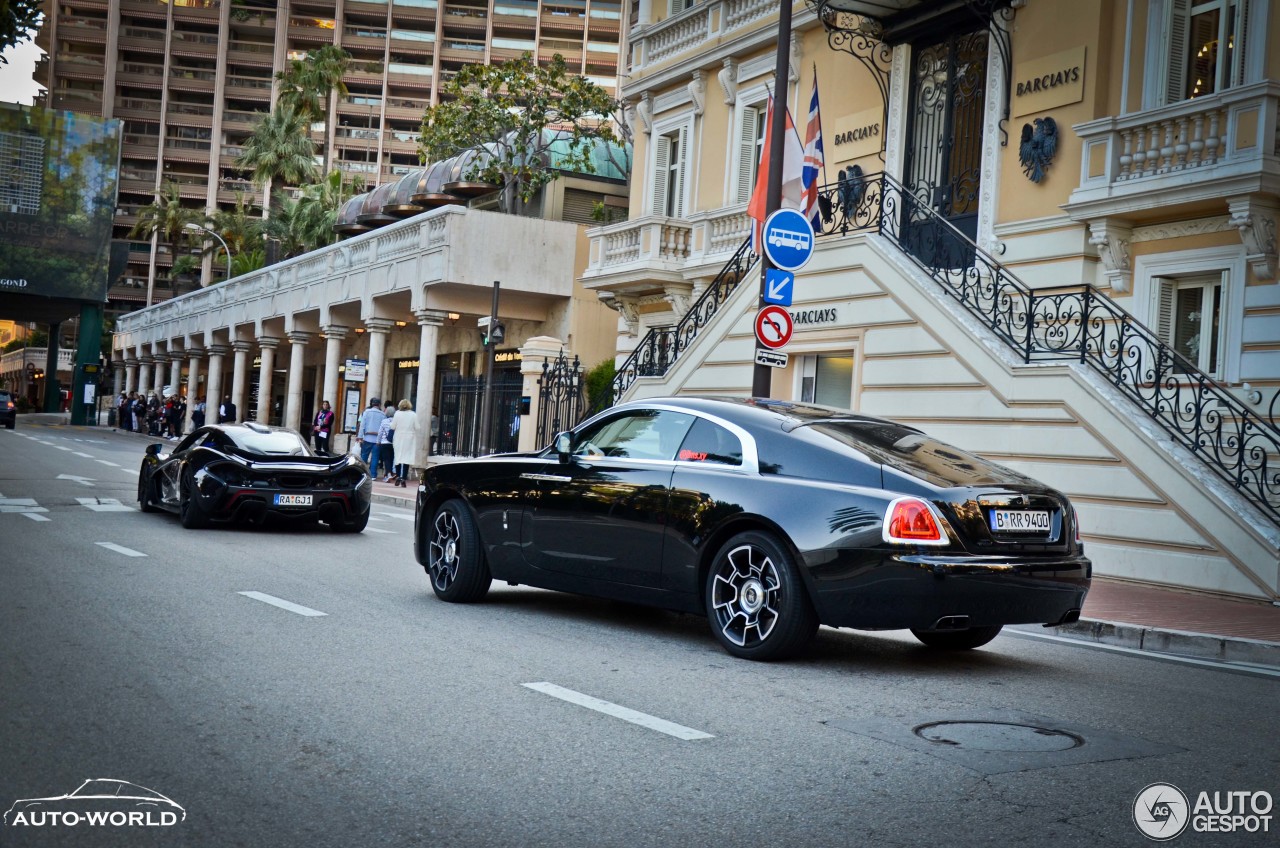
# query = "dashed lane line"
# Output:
<box><xmin>237</xmin><ymin>591</ymin><xmax>327</xmax><ymax>617</ymax></box>
<box><xmin>96</xmin><ymin>460</ymin><xmax>121</xmax><ymax>467</ymax></box>
<box><xmin>364</xmin><ymin>527</ymin><xmax>396</xmax><ymax>534</ymax></box>
<box><xmin>95</xmin><ymin>542</ymin><xmax>147</xmax><ymax>557</ymax></box>
<box><xmin>522</xmin><ymin>682</ymin><xmax>714</xmax><ymax>741</ymax></box>
<box><xmin>77</xmin><ymin>497</ymin><xmax>135</xmax><ymax>513</ymax></box>
<box><xmin>73</xmin><ymin>451</ymin><xmax>94</xmax><ymax>458</ymax></box>
<box><xmin>21</xmin><ymin>513</ymin><xmax>51</xmax><ymax>522</ymax></box>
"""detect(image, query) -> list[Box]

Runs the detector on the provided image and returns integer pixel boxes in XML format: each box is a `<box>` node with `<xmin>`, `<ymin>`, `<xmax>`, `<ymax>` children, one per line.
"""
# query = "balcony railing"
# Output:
<box><xmin>631</xmin><ymin>0</ymin><xmax>776</xmax><ymax>69</ymax></box>
<box><xmin>1068</xmin><ymin>82</ymin><xmax>1280</xmax><ymax>216</ymax></box>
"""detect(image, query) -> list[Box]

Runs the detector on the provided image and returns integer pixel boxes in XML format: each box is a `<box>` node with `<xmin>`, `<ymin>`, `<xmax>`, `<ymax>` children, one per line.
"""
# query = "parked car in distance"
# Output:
<box><xmin>0</xmin><ymin>390</ymin><xmax>14</xmax><ymax>429</ymax></box>
<box><xmin>138</xmin><ymin>422</ymin><xmax>371</xmax><ymax>531</ymax></box>
<box><xmin>414</xmin><ymin>396</ymin><xmax>1091</xmax><ymax>660</ymax></box>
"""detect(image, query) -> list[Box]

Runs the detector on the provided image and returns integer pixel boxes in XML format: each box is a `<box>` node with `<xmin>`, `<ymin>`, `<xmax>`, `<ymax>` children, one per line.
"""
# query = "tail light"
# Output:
<box><xmin>1073</xmin><ymin>507</ymin><xmax>1081</xmax><ymax>545</ymax></box>
<box><xmin>882</xmin><ymin>497</ymin><xmax>950</xmax><ymax>546</ymax></box>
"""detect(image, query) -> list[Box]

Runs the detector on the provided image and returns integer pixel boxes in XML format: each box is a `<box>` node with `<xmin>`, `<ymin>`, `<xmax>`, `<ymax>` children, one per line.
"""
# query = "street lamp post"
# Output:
<box><xmin>184</xmin><ymin>222</ymin><xmax>232</xmax><ymax>284</ymax></box>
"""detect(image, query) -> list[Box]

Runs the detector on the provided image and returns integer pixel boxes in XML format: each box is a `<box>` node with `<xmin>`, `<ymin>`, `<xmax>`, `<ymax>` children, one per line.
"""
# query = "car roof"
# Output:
<box><xmin>615</xmin><ymin>395</ymin><xmax>922</xmax><ymax>434</ymax></box>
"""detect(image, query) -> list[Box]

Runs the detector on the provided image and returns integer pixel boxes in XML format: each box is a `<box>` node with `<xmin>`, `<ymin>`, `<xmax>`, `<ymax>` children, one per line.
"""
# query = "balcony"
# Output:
<box><xmin>168</xmin><ymin>66</ymin><xmax>217</xmax><ymax>92</ymax></box>
<box><xmin>226</xmin><ymin>41</ymin><xmax>276</xmax><ymax>66</ymax></box>
<box><xmin>1066</xmin><ymin>82</ymin><xmax>1280</xmax><ymax>224</ymax></box>
<box><xmin>57</xmin><ymin>18</ymin><xmax>108</xmax><ymax>44</ymax></box>
<box><xmin>170</xmin><ymin>30</ymin><xmax>220</xmax><ymax>57</ymax></box>
<box><xmin>55</xmin><ymin>52</ymin><xmax>106</xmax><ymax>79</ymax></box>
<box><xmin>225</xmin><ymin>74</ymin><xmax>274</xmax><ymax>97</ymax></box>
<box><xmin>630</xmin><ymin>0</ymin><xmax>776</xmax><ymax>71</ymax></box>
<box><xmin>117</xmin><ymin>61</ymin><xmax>166</xmax><ymax>87</ymax></box>
<box><xmin>51</xmin><ymin>88</ymin><xmax>104</xmax><ymax>112</ymax></box>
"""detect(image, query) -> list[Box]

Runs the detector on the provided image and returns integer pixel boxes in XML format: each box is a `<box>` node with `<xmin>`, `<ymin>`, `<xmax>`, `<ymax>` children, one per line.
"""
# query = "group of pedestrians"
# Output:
<box><xmin>116</xmin><ymin>391</ymin><xmax>194</xmax><ymax>438</ymax></box>
<box><xmin>354</xmin><ymin>397</ymin><xmax>418</xmax><ymax>487</ymax></box>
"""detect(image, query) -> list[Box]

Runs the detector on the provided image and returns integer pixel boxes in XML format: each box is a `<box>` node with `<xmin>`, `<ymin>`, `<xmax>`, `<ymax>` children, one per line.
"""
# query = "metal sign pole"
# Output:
<box><xmin>478</xmin><ymin>280</ymin><xmax>500</xmax><ymax>455</ymax></box>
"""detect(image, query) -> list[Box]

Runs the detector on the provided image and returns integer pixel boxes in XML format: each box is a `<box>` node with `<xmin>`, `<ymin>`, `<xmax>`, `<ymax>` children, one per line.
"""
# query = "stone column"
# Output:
<box><xmin>205</xmin><ymin>344</ymin><xmax>228</xmax><ymax>424</ymax></box>
<box><xmin>168</xmin><ymin>353</ymin><xmax>182</xmax><ymax>398</ymax></box>
<box><xmin>184</xmin><ymin>347</ymin><xmax>203</xmax><ymax>432</ymax></box>
<box><xmin>123</xmin><ymin>357</ymin><xmax>137</xmax><ymax>395</ymax></box>
<box><xmin>111</xmin><ymin>358</ymin><xmax>125</xmax><ymax>399</ymax></box>
<box><xmin>321</xmin><ymin>325</ymin><xmax>348</xmax><ymax>413</ymax></box>
<box><xmin>152</xmin><ymin>352</ymin><xmax>167</xmax><ymax>398</ymax></box>
<box><xmin>256</xmin><ymin>337</ymin><xmax>280</xmax><ymax>424</ymax></box>
<box><xmin>284</xmin><ymin>331</ymin><xmax>312</xmax><ymax>432</ymax></box>
<box><xmin>412</xmin><ymin>310</ymin><xmax>446</xmax><ymax>468</ymax></box>
<box><xmin>363</xmin><ymin>318</ymin><xmax>393</xmax><ymax>407</ymax></box>
<box><xmin>517</xmin><ymin>336</ymin><xmax>566</xmax><ymax>453</ymax></box>
<box><xmin>229</xmin><ymin>340</ymin><xmax>251</xmax><ymax>423</ymax></box>
<box><xmin>136</xmin><ymin>356</ymin><xmax>153</xmax><ymax>400</ymax></box>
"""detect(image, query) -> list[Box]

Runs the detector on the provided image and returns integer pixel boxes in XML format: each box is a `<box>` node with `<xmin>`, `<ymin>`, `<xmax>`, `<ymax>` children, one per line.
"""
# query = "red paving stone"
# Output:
<box><xmin>1083</xmin><ymin>577</ymin><xmax>1280</xmax><ymax>643</ymax></box>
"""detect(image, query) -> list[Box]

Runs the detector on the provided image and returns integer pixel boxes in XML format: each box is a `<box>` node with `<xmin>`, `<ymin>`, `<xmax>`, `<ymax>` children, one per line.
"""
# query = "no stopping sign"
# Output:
<box><xmin>755</xmin><ymin>305</ymin><xmax>793</xmax><ymax>350</ymax></box>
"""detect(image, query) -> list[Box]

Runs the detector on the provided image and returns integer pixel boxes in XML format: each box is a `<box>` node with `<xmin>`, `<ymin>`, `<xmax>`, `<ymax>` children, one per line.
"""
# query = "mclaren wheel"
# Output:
<box><xmin>178</xmin><ymin>467</ymin><xmax>210</xmax><ymax>529</ymax></box>
<box><xmin>426</xmin><ymin>499</ymin><xmax>490</xmax><ymax>602</ymax></box>
<box><xmin>705</xmin><ymin>531</ymin><xmax>817</xmax><ymax>661</ymax></box>
<box><xmin>137</xmin><ymin>467</ymin><xmax>158</xmax><ymax>513</ymax></box>
<box><xmin>332</xmin><ymin>509</ymin><xmax>370</xmax><ymax>534</ymax></box>
<box><xmin>910</xmin><ymin>625</ymin><xmax>1003</xmax><ymax>651</ymax></box>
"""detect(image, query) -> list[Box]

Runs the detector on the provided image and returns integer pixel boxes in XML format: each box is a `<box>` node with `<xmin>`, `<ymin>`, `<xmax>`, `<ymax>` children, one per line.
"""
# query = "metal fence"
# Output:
<box><xmin>436</xmin><ymin>371</ymin><xmax>524</xmax><ymax>457</ymax></box>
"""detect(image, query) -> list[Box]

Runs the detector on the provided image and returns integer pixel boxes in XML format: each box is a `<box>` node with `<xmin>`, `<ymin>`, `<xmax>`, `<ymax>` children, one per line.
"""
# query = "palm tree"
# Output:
<box><xmin>277</xmin><ymin>45</ymin><xmax>351</xmax><ymax>172</ymax></box>
<box><xmin>130</xmin><ymin>182</ymin><xmax>201</xmax><ymax>304</ymax></box>
<box><xmin>207</xmin><ymin>193</ymin><xmax>263</xmax><ymax>256</ymax></box>
<box><xmin>263</xmin><ymin>169</ymin><xmax>362</xmax><ymax>258</ymax></box>
<box><xmin>236</xmin><ymin>103</ymin><xmax>319</xmax><ymax>209</ymax></box>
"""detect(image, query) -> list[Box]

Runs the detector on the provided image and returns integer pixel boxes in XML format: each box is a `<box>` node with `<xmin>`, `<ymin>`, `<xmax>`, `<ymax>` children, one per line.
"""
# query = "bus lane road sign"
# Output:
<box><xmin>762</xmin><ymin>208</ymin><xmax>815</xmax><ymax>271</ymax></box>
<box><xmin>755</xmin><ymin>305</ymin><xmax>793</xmax><ymax>350</ymax></box>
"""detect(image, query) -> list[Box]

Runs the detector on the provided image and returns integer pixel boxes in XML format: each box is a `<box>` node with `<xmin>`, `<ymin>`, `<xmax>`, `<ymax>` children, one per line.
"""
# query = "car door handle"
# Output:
<box><xmin>520</xmin><ymin>473</ymin><xmax>572</xmax><ymax>483</ymax></box>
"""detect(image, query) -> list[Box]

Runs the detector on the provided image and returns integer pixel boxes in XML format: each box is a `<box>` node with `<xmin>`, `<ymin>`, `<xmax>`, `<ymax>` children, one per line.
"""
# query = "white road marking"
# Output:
<box><xmin>22</xmin><ymin>513</ymin><xmax>51</xmax><ymax>522</ymax></box>
<box><xmin>77</xmin><ymin>497</ymin><xmax>134</xmax><ymax>512</ymax></box>
<box><xmin>237</xmin><ymin>591</ymin><xmax>327</xmax><ymax>617</ymax></box>
<box><xmin>96</xmin><ymin>460</ymin><xmax>120</xmax><ymax>467</ymax></box>
<box><xmin>56</xmin><ymin>474</ymin><xmax>95</xmax><ymax>487</ymax></box>
<box><xmin>367</xmin><ymin>515</ymin><xmax>388</xmax><ymax>522</ymax></box>
<box><xmin>522</xmin><ymin>682</ymin><xmax>714</xmax><ymax>741</ymax></box>
<box><xmin>54</xmin><ymin>445</ymin><xmax>72</xmax><ymax>451</ymax></box>
<box><xmin>73</xmin><ymin>451</ymin><xmax>94</xmax><ymax>458</ymax></box>
<box><xmin>364</xmin><ymin>527</ymin><xmax>396</xmax><ymax>534</ymax></box>
<box><xmin>95</xmin><ymin>542</ymin><xmax>147</xmax><ymax>557</ymax></box>
<box><xmin>0</xmin><ymin>498</ymin><xmax>48</xmax><ymax>514</ymax></box>
<box><xmin>379</xmin><ymin>513</ymin><xmax>416</xmax><ymax>522</ymax></box>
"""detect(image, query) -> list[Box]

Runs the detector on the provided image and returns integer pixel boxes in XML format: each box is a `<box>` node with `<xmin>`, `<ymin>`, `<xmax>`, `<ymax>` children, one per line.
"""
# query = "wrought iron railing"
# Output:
<box><xmin>601</xmin><ymin>167</ymin><xmax>1280</xmax><ymax>524</ymax></box>
<box><xmin>600</xmin><ymin>236</ymin><xmax>758</xmax><ymax>409</ymax></box>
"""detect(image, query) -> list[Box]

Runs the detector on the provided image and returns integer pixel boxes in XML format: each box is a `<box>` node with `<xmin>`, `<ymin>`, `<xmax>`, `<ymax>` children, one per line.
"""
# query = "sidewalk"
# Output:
<box><xmin>17</xmin><ymin>415</ymin><xmax>1280</xmax><ymax>668</ymax></box>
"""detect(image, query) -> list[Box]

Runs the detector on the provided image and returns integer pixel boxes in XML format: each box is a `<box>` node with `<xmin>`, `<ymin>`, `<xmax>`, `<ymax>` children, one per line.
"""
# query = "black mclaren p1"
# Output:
<box><xmin>414</xmin><ymin>396</ymin><xmax>1091</xmax><ymax>660</ymax></box>
<box><xmin>138</xmin><ymin>423</ymin><xmax>372</xmax><ymax>532</ymax></box>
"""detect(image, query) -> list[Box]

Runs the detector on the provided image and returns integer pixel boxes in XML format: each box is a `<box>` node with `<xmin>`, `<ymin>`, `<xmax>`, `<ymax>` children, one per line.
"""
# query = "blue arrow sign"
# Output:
<box><xmin>763</xmin><ymin>268</ymin><xmax>794</xmax><ymax>306</ymax></box>
<box><xmin>762</xmin><ymin>208</ymin><xmax>815</xmax><ymax>271</ymax></box>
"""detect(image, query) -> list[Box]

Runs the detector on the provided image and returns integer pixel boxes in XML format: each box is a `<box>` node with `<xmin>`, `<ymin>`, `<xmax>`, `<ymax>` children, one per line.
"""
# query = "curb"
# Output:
<box><xmin>1045</xmin><ymin>618</ymin><xmax>1280</xmax><ymax>668</ymax></box>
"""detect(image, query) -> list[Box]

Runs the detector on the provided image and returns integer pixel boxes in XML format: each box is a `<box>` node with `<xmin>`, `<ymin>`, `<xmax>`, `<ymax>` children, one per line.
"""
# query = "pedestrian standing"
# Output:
<box><xmin>358</xmin><ymin>398</ymin><xmax>385</xmax><ymax>470</ymax></box>
<box><xmin>313</xmin><ymin>400</ymin><xmax>334</xmax><ymax>454</ymax></box>
<box><xmin>219</xmin><ymin>395</ymin><xmax>237</xmax><ymax>424</ymax></box>
<box><xmin>192</xmin><ymin>396</ymin><xmax>206</xmax><ymax>428</ymax></box>
<box><xmin>118</xmin><ymin>393</ymin><xmax>131</xmax><ymax>431</ymax></box>
<box><xmin>377</xmin><ymin>401</ymin><xmax>396</xmax><ymax>480</ymax></box>
<box><xmin>389</xmin><ymin>399</ymin><xmax>418</xmax><ymax>488</ymax></box>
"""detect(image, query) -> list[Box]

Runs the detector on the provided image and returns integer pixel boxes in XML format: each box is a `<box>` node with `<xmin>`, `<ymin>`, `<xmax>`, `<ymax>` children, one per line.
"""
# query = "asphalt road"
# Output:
<box><xmin>1</xmin><ymin>423</ymin><xmax>1277</xmax><ymax>848</ymax></box>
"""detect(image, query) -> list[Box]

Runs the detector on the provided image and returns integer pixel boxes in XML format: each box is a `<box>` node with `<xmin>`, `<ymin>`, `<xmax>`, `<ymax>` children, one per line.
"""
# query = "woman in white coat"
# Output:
<box><xmin>389</xmin><ymin>399</ymin><xmax>419</xmax><ymax>487</ymax></box>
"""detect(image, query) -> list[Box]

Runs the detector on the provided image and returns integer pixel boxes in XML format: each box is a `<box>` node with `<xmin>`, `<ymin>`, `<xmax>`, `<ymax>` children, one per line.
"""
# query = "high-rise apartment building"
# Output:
<box><xmin>31</xmin><ymin>0</ymin><xmax>626</xmax><ymax>314</ymax></box>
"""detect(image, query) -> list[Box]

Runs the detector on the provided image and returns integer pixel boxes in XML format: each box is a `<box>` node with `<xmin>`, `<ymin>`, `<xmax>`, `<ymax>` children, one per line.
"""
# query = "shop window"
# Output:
<box><xmin>799</xmin><ymin>354</ymin><xmax>854</xmax><ymax>410</ymax></box>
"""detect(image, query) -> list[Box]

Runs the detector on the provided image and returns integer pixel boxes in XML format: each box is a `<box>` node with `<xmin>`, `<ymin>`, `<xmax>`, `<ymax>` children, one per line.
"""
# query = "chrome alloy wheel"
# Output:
<box><xmin>429</xmin><ymin>509</ymin><xmax>462</xmax><ymax>591</ymax></box>
<box><xmin>711</xmin><ymin>543</ymin><xmax>782</xmax><ymax>647</ymax></box>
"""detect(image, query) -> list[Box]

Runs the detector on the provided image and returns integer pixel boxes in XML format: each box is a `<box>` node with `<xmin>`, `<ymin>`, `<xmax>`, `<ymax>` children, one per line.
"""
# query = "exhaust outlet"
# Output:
<box><xmin>931</xmin><ymin>615</ymin><xmax>970</xmax><ymax>631</ymax></box>
<box><xmin>1045</xmin><ymin>608</ymin><xmax>1082</xmax><ymax>627</ymax></box>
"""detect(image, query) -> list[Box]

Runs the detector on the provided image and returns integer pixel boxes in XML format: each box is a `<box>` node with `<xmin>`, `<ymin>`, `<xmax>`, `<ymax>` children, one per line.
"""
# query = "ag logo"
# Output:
<box><xmin>1134</xmin><ymin>783</ymin><xmax>1190</xmax><ymax>841</ymax></box>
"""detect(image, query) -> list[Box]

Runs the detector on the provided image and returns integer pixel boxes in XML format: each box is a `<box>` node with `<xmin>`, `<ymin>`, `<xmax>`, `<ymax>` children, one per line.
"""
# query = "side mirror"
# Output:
<box><xmin>554</xmin><ymin>432</ymin><xmax>572</xmax><ymax>463</ymax></box>
<box><xmin>145</xmin><ymin>443</ymin><xmax>164</xmax><ymax>456</ymax></box>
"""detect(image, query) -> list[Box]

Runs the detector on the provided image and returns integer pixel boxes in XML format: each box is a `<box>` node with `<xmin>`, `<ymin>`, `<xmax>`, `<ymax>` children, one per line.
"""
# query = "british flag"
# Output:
<box><xmin>800</xmin><ymin>72</ymin><xmax>825</xmax><ymax>229</ymax></box>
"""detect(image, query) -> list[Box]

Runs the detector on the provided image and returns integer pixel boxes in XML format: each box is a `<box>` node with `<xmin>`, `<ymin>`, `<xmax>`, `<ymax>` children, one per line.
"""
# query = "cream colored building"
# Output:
<box><xmin>581</xmin><ymin>0</ymin><xmax>1280</xmax><ymax>600</ymax></box>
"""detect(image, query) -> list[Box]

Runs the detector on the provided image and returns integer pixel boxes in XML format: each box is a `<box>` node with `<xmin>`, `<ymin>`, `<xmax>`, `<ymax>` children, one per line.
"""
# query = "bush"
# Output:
<box><xmin>583</xmin><ymin>358</ymin><xmax>616</xmax><ymax>409</ymax></box>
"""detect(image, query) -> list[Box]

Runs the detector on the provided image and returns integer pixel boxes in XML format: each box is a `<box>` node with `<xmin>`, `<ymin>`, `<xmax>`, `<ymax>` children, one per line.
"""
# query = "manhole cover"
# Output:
<box><xmin>914</xmin><ymin>721</ymin><xmax>1084</xmax><ymax>753</ymax></box>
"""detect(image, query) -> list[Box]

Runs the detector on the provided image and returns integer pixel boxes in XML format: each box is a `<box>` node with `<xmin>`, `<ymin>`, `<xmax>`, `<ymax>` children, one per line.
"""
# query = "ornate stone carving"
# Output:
<box><xmin>1088</xmin><ymin>219</ymin><xmax>1134</xmax><ymax>293</ymax></box>
<box><xmin>662</xmin><ymin>282</ymin><xmax>694</xmax><ymax>317</ymax></box>
<box><xmin>789</xmin><ymin>30</ymin><xmax>802</xmax><ymax>84</ymax></box>
<box><xmin>717</xmin><ymin>58</ymin><xmax>738</xmax><ymax>105</ymax></box>
<box><xmin>688</xmin><ymin>70</ymin><xmax>706</xmax><ymax>117</ymax></box>
<box><xmin>1228</xmin><ymin>196</ymin><xmax>1278</xmax><ymax>281</ymax></box>
<box><xmin>598</xmin><ymin>291</ymin><xmax>642</xmax><ymax>336</ymax></box>
<box><xmin>635</xmin><ymin>92</ymin><xmax>653</xmax><ymax>135</ymax></box>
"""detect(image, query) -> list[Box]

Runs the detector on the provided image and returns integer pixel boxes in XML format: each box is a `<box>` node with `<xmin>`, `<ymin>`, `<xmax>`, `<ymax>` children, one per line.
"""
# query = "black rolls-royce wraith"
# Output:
<box><xmin>414</xmin><ymin>396</ymin><xmax>1090</xmax><ymax>660</ymax></box>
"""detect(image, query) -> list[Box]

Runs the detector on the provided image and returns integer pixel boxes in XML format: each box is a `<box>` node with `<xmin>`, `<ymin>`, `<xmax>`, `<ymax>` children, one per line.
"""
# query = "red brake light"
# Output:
<box><xmin>1073</xmin><ymin>507</ymin><xmax>1081</xmax><ymax>544</ymax></box>
<box><xmin>883</xmin><ymin>497</ymin><xmax>949</xmax><ymax>546</ymax></box>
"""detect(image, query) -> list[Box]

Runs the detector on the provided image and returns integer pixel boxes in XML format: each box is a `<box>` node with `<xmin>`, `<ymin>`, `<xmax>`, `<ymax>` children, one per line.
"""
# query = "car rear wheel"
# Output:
<box><xmin>706</xmin><ymin>531</ymin><xmax>817</xmax><ymax>661</ymax></box>
<box><xmin>137</xmin><ymin>467</ymin><xmax>158</xmax><ymax>513</ymax></box>
<box><xmin>332</xmin><ymin>509</ymin><xmax>369</xmax><ymax>533</ymax></box>
<box><xmin>911</xmin><ymin>625</ymin><xmax>1003</xmax><ymax>650</ymax></box>
<box><xmin>179</xmin><ymin>468</ymin><xmax>210</xmax><ymax>529</ymax></box>
<box><xmin>427</xmin><ymin>500</ymin><xmax>490</xmax><ymax>602</ymax></box>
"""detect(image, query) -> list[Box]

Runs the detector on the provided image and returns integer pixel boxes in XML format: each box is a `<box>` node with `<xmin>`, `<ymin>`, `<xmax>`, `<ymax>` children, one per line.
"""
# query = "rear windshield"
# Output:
<box><xmin>228</xmin><ymin>430</ymin><xmax>312</xmax><ymax>456</ymax></box>
<box><xmin>806</xmin><ymin>420</ymin><xmax>1028</xmax><ymax>488</ymax></box>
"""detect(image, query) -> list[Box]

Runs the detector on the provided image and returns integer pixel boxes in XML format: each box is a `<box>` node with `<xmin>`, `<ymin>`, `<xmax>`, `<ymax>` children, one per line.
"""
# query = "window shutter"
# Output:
<box><xmin>1232</xmin><ymin>0</ymin><xmax>1251</xmax><ymax>87</ymax></box>
<box><xmin>651</xmin><ymin>133</ymin><xmax>670</xmax><ymax>217</ymax></box>
<box><xmin>1165</xmin><ymin>0</ymin><xmax>1190</xmax><ymax>104</ymax></box>
<box><xmin>672</xmin><ymin>126</ymin><xmax>688</xmax><ymax>219</ymax></box>
<box><xmin>736</xmin><ymin>105</ymin><xmax>759</xmax><ymax>204</ymax></box>
<box><xmin>562</xmin><ymin>188</ymin><xmax>600</xmax><ymax>225</ymax></box>
<box><xmin>1153</xmin><ymin>278</ymin><xmax>1177</xmax><ymax>342</ymax></box>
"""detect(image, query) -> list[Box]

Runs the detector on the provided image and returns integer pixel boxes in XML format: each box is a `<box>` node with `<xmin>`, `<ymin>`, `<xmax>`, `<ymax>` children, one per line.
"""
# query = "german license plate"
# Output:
<box><xmin>990</xmin><ymin>509</ymin><xmax>1050</xmax><ymax>533</ymax></box>
<box><xmin>274</xmin><ymin>494</ymin><xmax>313</xmax><ymax>506</ymax></box>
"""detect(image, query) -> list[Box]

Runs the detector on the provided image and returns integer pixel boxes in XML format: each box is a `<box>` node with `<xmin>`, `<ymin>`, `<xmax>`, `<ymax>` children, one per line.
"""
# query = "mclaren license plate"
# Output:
<box><xmin>274</xmin><ymin>494</ymin><xmax>313</xmax><ymax>507</ymax></box>
<box><xmin>990</xmin><ymin>509</ymin><xmax>1050</xmax><ymax>533</ymax></box>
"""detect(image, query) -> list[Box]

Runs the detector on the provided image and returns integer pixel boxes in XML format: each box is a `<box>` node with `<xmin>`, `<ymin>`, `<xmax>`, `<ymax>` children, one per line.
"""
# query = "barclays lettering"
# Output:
<box><xmin>834</xmin><ymin>124</ymin><xmax>879</xmax><ymax>146</ymax></box>
<box><xmin>1016</xmin><ymin>66</ymin><xmax>1081</xmax><ymax>97</ymax></box>
<box><xmin>792</xmin><ymin>308</ymin><xmax>837</xmax><ymax>326</ymax></box>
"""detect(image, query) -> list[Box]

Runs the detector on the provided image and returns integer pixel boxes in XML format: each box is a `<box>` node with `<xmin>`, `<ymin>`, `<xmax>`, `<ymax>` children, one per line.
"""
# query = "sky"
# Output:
<box><xmin>1</xmin><ymin>39</ymin><xmax>44</xmax><ymax>105</ymax></box>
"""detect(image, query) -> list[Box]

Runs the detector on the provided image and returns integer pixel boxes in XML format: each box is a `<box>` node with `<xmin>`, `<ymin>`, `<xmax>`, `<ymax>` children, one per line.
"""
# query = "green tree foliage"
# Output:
<box><xmin>276</xmin><ymin>45</ymin><xmax>350</xmax><ymax>122</ymax></box>
<box><xmin>583</xmin><ymin>357</ymin><xmax>616</xmax><ymax>409</ymax></box>
<box><xmin>130</xmin><ymin>182</ymin><xmax>201</xmax><ymax>271</ymax></box>
<box><xmin>263</xmin><ymin>169</ymin><xmax>362</xmax><ymax>259</ymax></box>
<box><xmin>0</xmin><ymin>1</ymin><xmax>40</xmax><ymax>61</ymax></box>
<box><xmin>419</xmin><ymin>53</ymin><xmax>619</xmax><ymax>210</ymax></box>
<box><xmin>236</xmin><ymin>103</ymin><xmax>319</xmax><ymax>202</ymax></box>
<box><xmin>206</xmin><ymin>192</ymin><xmax>263</xmax><ymax>257</ymax></box>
